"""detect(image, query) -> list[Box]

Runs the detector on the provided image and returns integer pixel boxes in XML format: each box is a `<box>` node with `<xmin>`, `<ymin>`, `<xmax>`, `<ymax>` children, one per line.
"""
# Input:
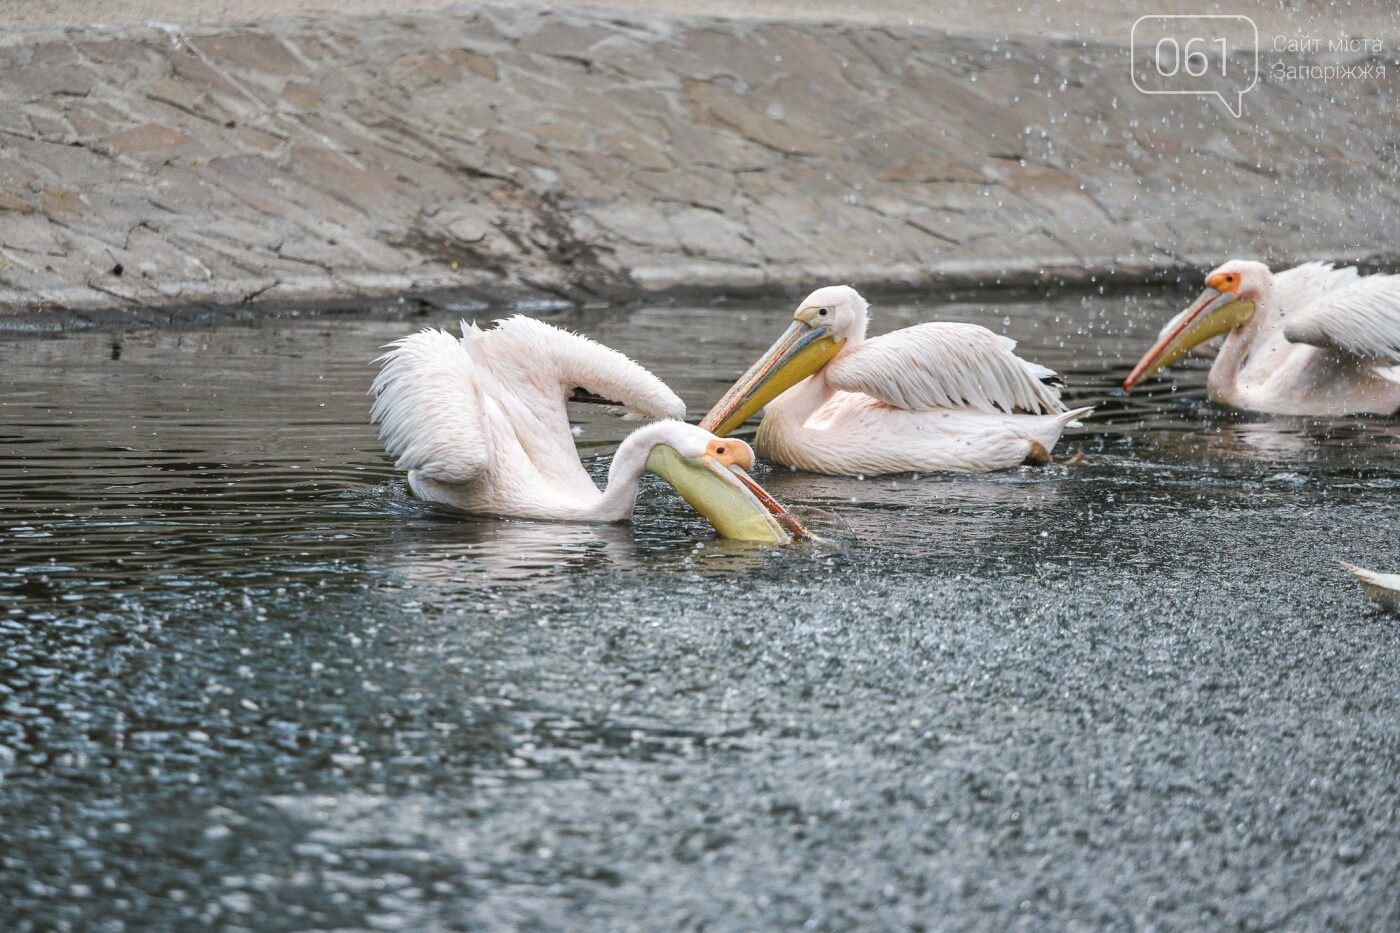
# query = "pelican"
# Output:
<box><xmin>370</xmin><ymin>315</ymin><xmax>802</xmax><ymax>543</ymax></box>
<box><xmin>1123</xmin><ymin>261</ymin><xmax>1400</xmax><ymax>415</ymax></box>
<box><xmin>699</xmin><ymin>286</ymin><xmax>1091</xmax><ymax>475</ymax></box>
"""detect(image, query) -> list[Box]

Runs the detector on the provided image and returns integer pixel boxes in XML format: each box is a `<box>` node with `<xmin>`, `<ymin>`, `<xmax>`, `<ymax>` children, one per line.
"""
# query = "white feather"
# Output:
<box><xmin>1273</xmin><ymin>261</ymin><xmax>1360</xmax><ymax>317</ymax></box>
<box><xmin>1283</xmin><ymin>272</ymin><xmax>1400</xmax><ymax>364</ymax></box>
<box><xmin>370</xmin><ymin>328</ymin><xmax>487</xmax><ymax>484</ymax></box>
<box><xmin>825</xmin><ymin>322</ymin><xmax>1067</xmax><ymax>415</ymax></box>
<box><xmin>469</xmin><ymin>315</ymin><xmax>686</xmax><ymax>421</ymax></box>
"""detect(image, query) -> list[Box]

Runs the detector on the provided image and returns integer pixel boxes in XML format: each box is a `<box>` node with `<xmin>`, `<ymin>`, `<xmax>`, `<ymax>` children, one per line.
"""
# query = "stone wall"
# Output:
<box><xmin>0</xmin><ymin>5</ymin><xmax>1396</xmax><ymax>317</ymax></box>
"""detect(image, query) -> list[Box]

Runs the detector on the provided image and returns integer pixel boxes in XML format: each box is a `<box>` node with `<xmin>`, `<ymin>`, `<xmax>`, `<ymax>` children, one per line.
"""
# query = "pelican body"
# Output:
<box><xmin>371</xmin><ymin>316</ymin><xmax>801</xmax><ymax>542</ymax></box>
<box><xmin>1124</xmin><ymin>261</ymin><xmax>1400</xmax><ymax>415</ymax></box>
<box><xmin>700</xmin><ymin>286</ymin><xmax>1090</xmax><ymax>475</ymax></box>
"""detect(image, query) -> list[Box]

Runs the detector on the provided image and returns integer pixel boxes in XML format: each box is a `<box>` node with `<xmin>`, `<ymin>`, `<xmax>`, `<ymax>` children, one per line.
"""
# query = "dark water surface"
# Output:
<box><xmin>2</xmin><ymin>293</ymin><xmax>1397</xmax><ymax>930</ymax></box>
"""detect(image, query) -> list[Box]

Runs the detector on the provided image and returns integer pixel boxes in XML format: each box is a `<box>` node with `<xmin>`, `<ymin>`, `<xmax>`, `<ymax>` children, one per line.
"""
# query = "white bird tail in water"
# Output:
<box><xmin>1342</xmin><ymin>563</ymin><xmax>1400</xmax><ymax>613</ymax></box>
<box><xmin>1061</xmin><ymin>406</ymin><xmax>1094</xmax><ymax>425</ymax></box>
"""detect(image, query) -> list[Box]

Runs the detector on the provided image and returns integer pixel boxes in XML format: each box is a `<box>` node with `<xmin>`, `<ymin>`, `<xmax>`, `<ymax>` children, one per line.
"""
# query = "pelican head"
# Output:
<box><xmin>1123</xmin><ymin>260</ymin><xmax>1267</xmax><ymax>391</ymax></box>
<box><xmin>642</xmin><ymin>422</ymin><xmax>806</xmax><ymax>543</ymax></box>
<box><xmin>700</xmin><ymin>285</ymin><xmax>862</xmax><ymax>436</ymax></box>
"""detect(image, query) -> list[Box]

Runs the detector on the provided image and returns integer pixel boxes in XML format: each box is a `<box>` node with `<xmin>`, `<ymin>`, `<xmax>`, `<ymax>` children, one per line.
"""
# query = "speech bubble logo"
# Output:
<box><xmin>1131</xmin><ymin>15</ymin><xmax>1258</xmax><ymax>118</ymax></box>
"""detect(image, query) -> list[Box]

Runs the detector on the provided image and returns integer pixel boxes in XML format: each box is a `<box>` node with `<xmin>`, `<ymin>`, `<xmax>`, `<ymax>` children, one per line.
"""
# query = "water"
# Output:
<box><xmin>2</xmin><ymin>292</ymin><xmax>1397</xmax><ymax>930</ymax></box>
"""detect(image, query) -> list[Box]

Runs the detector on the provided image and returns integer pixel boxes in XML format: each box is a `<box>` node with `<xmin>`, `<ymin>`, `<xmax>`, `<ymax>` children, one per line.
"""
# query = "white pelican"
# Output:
<box><xmin>1342</xmin><ymin>563</ymin><xmax>1400</xmax><ymax>613</ymax></box>
<box><xmin>1123</xmin><ymin>261</ymin><xmax>1400</xmax><ymax>415</ymax></box>
<box><xmin>371</xmin><ymin>315</ymin><xmax>802</xmax><ymax>543</ymax></box>
<box><xmin>699</xmin><ymin>286</ymin><xmax>1092</xmax><ymax>474</ymax></box>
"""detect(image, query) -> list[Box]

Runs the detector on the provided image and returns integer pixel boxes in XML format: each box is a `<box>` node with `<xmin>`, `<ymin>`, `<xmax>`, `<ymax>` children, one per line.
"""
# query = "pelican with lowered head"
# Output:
<box><xmin>371</xmin><ymin>315</ymin><xmax>803</xmax><ymax>543</ymax></box>
<box><xmin>1123</xmin><ymin>260</ymin><xmax>1400</xmax><ymax>415</ymax></box>
<box><xmin>700</xmin><ymin>285</ymin><xmax>1091</xmax><ymax>475</ymax></box>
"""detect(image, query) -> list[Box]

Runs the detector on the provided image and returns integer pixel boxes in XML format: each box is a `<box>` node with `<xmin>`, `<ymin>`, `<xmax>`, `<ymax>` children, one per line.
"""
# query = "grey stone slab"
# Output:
<box><xmin>7</xmin><ymin>64</ymin><xmax>94</xmax><ymax>102</ymax></box>
<box><xmin>0</xmin><ymin>214</ymin><xmax>69</xmax><ymax>256</ymax></box>
<box><xmin>684</xmin><ymin>79</ymin><xmax>840</xmax><ymax>158</ymax></box>
<box><xmin>586</xmin><ymin>202</ymin><xmax>682</xmax><ymax>251</ymax></box>
<box><xmin>104</xmin><ymin>122</ymin><xmax>196</xmax><ymax>161</ymax></box>
<box><xmin>196</xmin><ymin>33</ymin><xmax>310</xmax><ymax>79</ymax></box>
<box><xmin>667</xmin><ymin>206</ymin><xmax>753</xmax><ymax>260</ymax></box>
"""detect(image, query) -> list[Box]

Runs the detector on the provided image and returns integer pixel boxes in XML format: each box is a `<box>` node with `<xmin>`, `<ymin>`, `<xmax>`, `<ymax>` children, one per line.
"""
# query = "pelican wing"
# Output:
<box><xmin>371</xmin><ymin>328</ymin><xmax>488</xmax><ymax>483</ymax></box>
<box><xmin>825</xmin><ymin>322</ymin><xmax>1067</xmax><ymax>415</ymax></box>
<box><xmin>1283</xmin><ymin>273</ymin><xmax>1400</xmax><ymax>364</ymax></box>
<box><xmin>479</xmin><ymin>315</ymin><xmax>687</xmax><ymax>421</ymax></box>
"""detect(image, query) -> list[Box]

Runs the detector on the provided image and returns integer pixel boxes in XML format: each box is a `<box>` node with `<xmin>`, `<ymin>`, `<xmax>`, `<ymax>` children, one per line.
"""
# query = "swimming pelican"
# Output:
<box><xmin>1123</xmin><ymin>261</ymin><xmax>1400</xmax><ymax>415</ymax></box>
<box><xmin>371</xmin><ymin>316</ymin><xmax>802</xmax><ymax>542</ymax></box>
<box><xmin>700</xmin><ymin>286</ymin><xmax>1092</xmax><ymax>474</ymax></box>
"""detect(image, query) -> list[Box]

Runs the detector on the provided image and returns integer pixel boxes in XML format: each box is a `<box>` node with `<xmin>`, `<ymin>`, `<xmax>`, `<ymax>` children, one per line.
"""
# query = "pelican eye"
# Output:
<box><xmin>818</xmin><ymin>308</ymin><xmax>828</xmax><ymax>316</ymax></box>
<box><xmin>1206</xmin><ymin>271</ymin><xmax>1242</xmax><ymax>293</ymax></box>
<box><xmin>706</xmin><ymin>438</ymin><xmax>753</xmax><ymax>469</ymax></box>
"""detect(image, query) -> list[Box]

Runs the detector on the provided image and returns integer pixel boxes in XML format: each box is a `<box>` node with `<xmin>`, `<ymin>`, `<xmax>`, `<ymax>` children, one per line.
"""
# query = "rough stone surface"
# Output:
<box><xmin>0</xmin><ymin>6</ymin><xmax>1396</xmax><ymax>316</ymax></box>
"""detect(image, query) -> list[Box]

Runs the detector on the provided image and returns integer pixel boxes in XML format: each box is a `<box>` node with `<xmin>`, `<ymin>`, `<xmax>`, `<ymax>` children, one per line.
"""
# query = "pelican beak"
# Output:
<box><xmin>1122</xmin><ymin>287</ymin><xmax>1255</xmax><ymax>391</ymax></box>
<box><xmin>645</xmin><ymin>441</ymin><xmax>807</xmax><ymax>543</ymax></box>
<box><xmin>700</xmin><ymin>319</ymin><xmax>845</xmax><ymax>437</ymax></box>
